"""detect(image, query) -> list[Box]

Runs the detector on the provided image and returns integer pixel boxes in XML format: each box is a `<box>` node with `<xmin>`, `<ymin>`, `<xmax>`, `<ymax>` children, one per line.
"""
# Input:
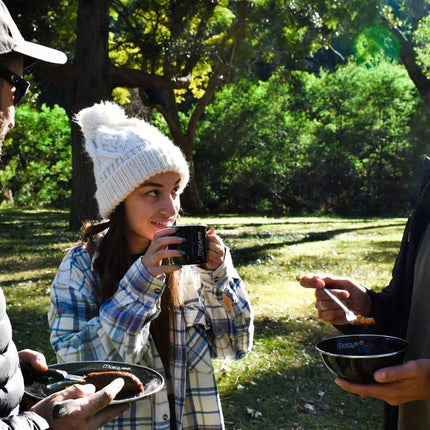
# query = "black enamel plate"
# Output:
<box><xmin>24</xmin><ymin>361</ymin><xmax>164</xmax><ymax>404</ymax></box>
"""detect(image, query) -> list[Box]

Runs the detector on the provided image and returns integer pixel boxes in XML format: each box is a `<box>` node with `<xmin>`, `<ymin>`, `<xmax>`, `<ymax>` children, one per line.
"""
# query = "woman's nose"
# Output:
<box><xmin>160</xmin><ymin>195</ymin><xmax>178</xmax><ymax>216</ymax></box>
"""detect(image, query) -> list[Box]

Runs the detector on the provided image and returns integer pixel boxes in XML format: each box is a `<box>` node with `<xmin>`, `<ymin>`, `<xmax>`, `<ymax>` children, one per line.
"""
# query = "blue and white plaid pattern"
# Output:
<box><xmin>48</xmin><ymin>245</ymin><xmax>253</xmax><ymax>429</ymax></box>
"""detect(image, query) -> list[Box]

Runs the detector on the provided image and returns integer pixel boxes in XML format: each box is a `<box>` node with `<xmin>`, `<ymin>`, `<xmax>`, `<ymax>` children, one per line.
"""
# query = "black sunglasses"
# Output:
<box><xmin>0</xmin><ymin>63</ymin><xmax>30</xmax><ymax>106</ymax></box>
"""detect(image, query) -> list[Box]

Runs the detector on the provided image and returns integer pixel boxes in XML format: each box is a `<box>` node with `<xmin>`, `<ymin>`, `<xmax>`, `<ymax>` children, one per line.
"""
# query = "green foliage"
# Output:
<box><xmin>244</xmin><ymin>0</ymin><xmax>383</xmax><ymax>73</ymax></box>
<box><xmin>414</xmin><ymin>15</ymin><xmax>430</xmax><ymax>77</ymax></box>
<box><xmin>109</xmin><ymin>0</ymin><xmax>234</xmax><ymax>100</ymax></box>
<box><xmin>300</xmin><ymin>60</ymin><xmax>425</xmax><ymax>216</ymax></box>
<box><xmin>354</xmin><ymin>26</ymin><xmax>401</xmax><ymax>64</ymax></box>
<box><xmin>8</xmin><ymin>0</ymin><xmax>430</xmax><ymax>219</ymax></box>
<box><xmin>0</xmin><ymin>105</ymin><xmax>71</xmax><ymax>208</ymax></box>
<box><xmin>196</xmin><ymin>60</ymin><xmax>430</xmax><ymax>216</ymax></box>
<box><xmin>196</xmin><ymin>73</ymin><xmax>305</xmax><ymax>214</ymax></box>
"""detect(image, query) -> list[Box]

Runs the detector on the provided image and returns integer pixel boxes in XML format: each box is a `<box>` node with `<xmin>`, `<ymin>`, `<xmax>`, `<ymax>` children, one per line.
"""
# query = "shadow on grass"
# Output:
<box><xmin>0</xmin><ymin>272</ymin><xmax>55</xmax><ymax>289</ymax></box>
<box><xmin>0</xmin><ymin>210</ymin><xmax>77</xmax><ymax>284</ymax></box>
<box><xmin>8</xmin><ymin>308</ymin><xmax>55</xmax><ymax>362</ymax></box>
<box><xmin>0</xmin><ymin>209</ymin><xmax>75</xmax><ymax>245</ymax></box>
<box><xmin>0</xmin><ymin>210</ymin><xmax>389</xmax><ymax>429</ymax></box>
<box><xmin>229</xmin><ymin>222</ymin><xmax>405</xmax><ymax>266</ymax></box>
<box><xmin>8</xmin><ymin>305</ymin><xmax>382</xmax><ymax>428</ymax></box>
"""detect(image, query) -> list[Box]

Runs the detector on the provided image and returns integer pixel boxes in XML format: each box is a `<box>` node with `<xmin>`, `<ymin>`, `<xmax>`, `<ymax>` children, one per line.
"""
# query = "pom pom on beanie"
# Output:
<box><xmin>75</xmin><ymin>101</ymin><xmax>189</xmax><ymax>218</ymax></box>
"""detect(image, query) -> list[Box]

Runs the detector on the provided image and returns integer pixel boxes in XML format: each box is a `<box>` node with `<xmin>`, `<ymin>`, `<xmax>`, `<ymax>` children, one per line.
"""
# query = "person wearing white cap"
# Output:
<box><xmin>0</xmin><ymin>2</ymin><xmax>131</xmax><ymax>429</ymax></box>
<box><xmin>48</xmin><ymin>101</ymin><xmax>254</xmax><ymax>429</ymax></box>
<box><xmin>0</xmin><ymin>1</ymin><xmax>67</xmax><ymax>143</ymax></box>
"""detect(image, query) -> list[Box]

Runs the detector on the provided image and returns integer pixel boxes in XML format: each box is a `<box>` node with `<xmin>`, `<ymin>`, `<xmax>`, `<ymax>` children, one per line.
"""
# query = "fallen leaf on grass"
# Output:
<box><xmin>246</xmin><ymin>407</ymin><xmax>263</xmax><ymax>419</ymax></box>
<box><xmin>304</xmin><ymin>403</ymin><xmax>315</xmax><ymax>413</ymax></box>
<box><xmin>296</xmin><ymin>395</ymin><xmax>344</xmax><ymax>416</ymax></box>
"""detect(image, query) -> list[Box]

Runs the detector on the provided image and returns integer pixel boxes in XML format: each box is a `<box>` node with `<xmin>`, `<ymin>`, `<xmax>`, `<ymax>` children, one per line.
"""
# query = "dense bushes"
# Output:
<box><xmin>0</xmin><ymin>104</ymin><xmax>71</xmax><ymax>208</ymax></box>
<box><xmin>195</xmin><ymin>60</ymin><xmax>430</xmax><ymax>216</ymax></box>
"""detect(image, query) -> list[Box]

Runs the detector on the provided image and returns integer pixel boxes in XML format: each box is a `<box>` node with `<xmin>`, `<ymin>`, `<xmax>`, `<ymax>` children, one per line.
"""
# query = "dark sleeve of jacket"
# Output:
<box><xmin>366</xmin><ymin>215</ymin><xmax>416</xmax><ymax>338</ymax></box>
<box><xmin>0</xmin><ymin>412</ymin><xmax>49</xmax><ymax>430</ymax></box>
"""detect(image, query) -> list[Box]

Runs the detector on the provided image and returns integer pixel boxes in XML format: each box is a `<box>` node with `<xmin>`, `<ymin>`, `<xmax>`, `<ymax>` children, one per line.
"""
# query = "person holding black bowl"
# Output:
<box><xmin>301</xmin><ymin>157</ymin><xmax>430</xmax><ymax>430</ymax></box>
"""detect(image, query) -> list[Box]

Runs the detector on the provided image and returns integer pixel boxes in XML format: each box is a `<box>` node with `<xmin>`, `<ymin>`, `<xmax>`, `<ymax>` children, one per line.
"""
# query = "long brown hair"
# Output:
<box><xmin>81</xmin><ymin>202</ymin><xmax>181</xmax><ymax>372</ymax></box>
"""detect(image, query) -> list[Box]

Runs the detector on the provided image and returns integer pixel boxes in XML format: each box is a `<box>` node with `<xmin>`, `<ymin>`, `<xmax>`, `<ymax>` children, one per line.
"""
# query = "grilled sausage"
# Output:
<box><xmin>84</xmin><ymin>370</ymin><xmax>144</xmax><ymax>395</ymax></box>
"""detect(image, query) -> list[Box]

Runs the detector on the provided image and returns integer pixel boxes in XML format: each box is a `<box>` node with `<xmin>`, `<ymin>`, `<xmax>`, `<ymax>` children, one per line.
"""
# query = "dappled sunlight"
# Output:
<box><xmin>1</xmin><ymin>210</ymin><xmax>404</xmax><ymax>429</ymax></box>
<box><xmin>247</xmin><ymin>278</ymin><xmax>316</xmax><ymax>319</ymax></box>
<box><xmin>215</xmin><ymin>316</ymin><xmax>381</xmax><ymax>428</ymax></box>
<box><xmin>0</xmin><ymin>260</ymin><xmax>58</xmax><ymax>286</ymax></box>
<box><xmin>8</xmin><ymin>308</ymin><xmax>54</xmax><ymax>362</ymax></box>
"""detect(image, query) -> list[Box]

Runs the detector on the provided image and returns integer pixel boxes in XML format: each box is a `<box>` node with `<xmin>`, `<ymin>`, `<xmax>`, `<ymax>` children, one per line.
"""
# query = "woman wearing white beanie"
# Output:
<box><xmin>48</xmin><ymin>102</ymin><xmax>254</xmax><ymax>430</ymax></box>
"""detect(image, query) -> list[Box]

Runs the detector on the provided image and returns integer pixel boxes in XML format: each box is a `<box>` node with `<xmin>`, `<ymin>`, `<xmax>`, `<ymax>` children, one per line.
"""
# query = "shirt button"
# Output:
<box><xmin>214</xmin><ymin>277</ymin><xmax>219</xmax><ymax>282</ymax></box>
<box><xmin>163</xmin><ymin>414</ymin><xmax>169</xmax><ymax>420</ymax></box>
<box><xmin>154</xmin><ymin>288</ymin><xmax>162</xmax><ymax>294</ymax></box>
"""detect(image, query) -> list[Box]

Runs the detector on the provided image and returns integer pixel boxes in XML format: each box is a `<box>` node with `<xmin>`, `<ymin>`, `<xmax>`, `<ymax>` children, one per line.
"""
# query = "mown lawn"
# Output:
<box><xmin>0</xmin><ymin>209</ymin><xmax>406</xmax><ymax>429</ymax></box>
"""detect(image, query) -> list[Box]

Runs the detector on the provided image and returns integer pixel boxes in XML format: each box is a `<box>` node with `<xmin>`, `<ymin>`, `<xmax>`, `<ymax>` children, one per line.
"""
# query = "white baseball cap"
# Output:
<box><xmin>0</xmin><ymin>1</ymin><xmax>67</xmax><ymax>64</ymax></box>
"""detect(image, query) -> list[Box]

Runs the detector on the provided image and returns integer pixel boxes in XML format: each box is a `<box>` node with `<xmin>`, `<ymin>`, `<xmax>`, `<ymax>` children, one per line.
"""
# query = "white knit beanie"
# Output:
<box><xmin>75</xmin><ymin>101</ymin><xmax>189</xmax><ymax>219</ymax></box>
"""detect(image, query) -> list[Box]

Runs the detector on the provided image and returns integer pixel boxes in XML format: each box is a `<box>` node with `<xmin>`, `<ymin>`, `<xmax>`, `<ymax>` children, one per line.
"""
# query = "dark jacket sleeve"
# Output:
<box><xmin>0</xmin><ymin>412</ymin><xmax>49</xmax><ymax>430</ymax></box>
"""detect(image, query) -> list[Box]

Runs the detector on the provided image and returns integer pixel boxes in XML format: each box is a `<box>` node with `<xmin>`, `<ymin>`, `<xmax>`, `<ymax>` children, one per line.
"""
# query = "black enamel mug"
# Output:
<box><xmin>170</xmin><ymin>225</ymin><xmax>208</xmax><ymax>265</ymax></box>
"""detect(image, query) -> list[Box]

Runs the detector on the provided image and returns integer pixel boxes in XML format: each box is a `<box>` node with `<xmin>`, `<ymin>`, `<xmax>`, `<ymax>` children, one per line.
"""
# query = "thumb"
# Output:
<box><xmin>19</xmin><ymin>349</ymin><xmax>48</xmax><ymax>372</ymax></box>
<box><xmin>374</xmin><ymin>362</ymin><xmax>409</xmax><ymax>383</ymax></box>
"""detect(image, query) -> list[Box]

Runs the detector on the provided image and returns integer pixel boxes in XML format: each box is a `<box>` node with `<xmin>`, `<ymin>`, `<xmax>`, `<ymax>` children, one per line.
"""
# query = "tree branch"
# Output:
<box><xmin>383</xmin><ymin>17</ymin><xmax>430</xmax><ymax>107</ymax></box>
<box><xmin>108</xmin><ymin>64</ymin><xmax>191</xmax><ymax>91</ymax></box>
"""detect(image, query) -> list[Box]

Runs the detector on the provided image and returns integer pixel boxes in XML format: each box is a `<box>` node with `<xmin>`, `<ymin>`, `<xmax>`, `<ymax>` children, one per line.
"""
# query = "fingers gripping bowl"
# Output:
<box><xmin>316</xmin><ymin>334</ymin><xmax>408</xmax><ymax>383</ymax></box>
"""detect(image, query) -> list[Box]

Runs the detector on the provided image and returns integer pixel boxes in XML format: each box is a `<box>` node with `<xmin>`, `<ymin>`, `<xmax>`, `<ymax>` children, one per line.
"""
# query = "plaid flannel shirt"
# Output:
<box><xmin>48</xmin><ymin>244</ymin><xmax>253</xmax><ymax>430</ymax></box>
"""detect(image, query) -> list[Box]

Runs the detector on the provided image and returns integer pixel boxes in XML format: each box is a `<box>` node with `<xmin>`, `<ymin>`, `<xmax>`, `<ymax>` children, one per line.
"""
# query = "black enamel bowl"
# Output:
<box><xmin>316</xmin><ymin>334</ymin><xmax>408</xmax><ymax>383</ymax></box>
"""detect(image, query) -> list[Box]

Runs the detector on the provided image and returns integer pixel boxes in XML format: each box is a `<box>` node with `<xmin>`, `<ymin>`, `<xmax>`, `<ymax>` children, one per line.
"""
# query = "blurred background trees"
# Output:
<box><xmin>196</xmin><ymin>60</ymin><xmax>429</xmax><ymax>216</ymax></box>
<box><xmin>2</xmin><ymin>0</ymin><xmax>430</xmax><ymax>221</ymax></box>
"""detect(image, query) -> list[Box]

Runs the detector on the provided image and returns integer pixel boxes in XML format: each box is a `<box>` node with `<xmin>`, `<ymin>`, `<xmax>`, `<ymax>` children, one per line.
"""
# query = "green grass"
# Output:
<box><xmin>0</xmin><ymin>209</ymin><xmax>406</xmax><ymax>429</ymax></box>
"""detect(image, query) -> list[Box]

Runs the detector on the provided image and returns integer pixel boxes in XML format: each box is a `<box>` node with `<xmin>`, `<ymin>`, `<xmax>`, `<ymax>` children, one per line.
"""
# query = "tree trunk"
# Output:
<box><xmin>69</xmin><ymin>125</ymin><xmax>98</xmax><ymax>230</ymax></box>
<box><xmin>69</xmin><ymin>0</ymin><xmax>112</xmax><ymax>230</ymax></box>
<box><xmin>167</xmin><ymin>128</ymin><xmax>203</xmax><ymax>214</ymax></box>
<box><xmin>181</xmin><ymin>156</ymin><xmax>203</xmax><ymax>214</ymax></box>
<box><xmin>383</xmin><ymin>17</ymin><xmax>430</xmax><ymax>109</ymax></box>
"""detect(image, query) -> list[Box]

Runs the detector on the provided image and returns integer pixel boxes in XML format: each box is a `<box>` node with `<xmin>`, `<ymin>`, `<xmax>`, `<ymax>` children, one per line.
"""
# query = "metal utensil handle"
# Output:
<box><xmin>322</xmin><ymin>287</ymin><xmax>357</xmax><ymax>324</ymax></box>
<box><xmin>322</xmin><ymin>288</ymin><xmax>349</xmax><ymax>312</ymax></box>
